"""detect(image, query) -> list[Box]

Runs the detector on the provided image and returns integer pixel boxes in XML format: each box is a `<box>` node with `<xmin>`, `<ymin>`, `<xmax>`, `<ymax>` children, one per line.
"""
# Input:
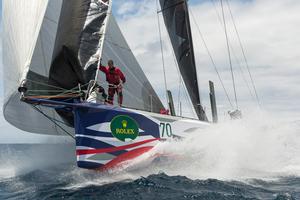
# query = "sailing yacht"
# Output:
<box><xmin>3</xmin><ymin>0</ymin><xmax>212</xmax><ymax>170</ymax></box>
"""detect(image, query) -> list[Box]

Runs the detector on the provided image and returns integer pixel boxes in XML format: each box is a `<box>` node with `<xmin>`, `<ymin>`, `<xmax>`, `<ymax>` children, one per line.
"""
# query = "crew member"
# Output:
<box><xmin>99</xmin><ymin>60</ymin><xmax>126</xmax><ymax>106</ymax></box>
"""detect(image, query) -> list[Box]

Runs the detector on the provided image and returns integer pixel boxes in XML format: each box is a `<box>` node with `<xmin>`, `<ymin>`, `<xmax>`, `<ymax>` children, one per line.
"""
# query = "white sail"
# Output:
<box><xmin>3</xmin><ymin>0</ymin><xmax>69</xmax><ymax>135</ymax></box>
<box><xmin>3</xmin><ymin>0</ymin><xmax>164</xmax><ymax>135</ymax></box>
<box><xmin>100</xmin><ymin>16</ymin><xmax>164</xmax><ymax>112</ymax></box>
<box><xmin>3</xmin><ymin>0</ymin><xmax>50</xmax><ymax>100</ymax></box>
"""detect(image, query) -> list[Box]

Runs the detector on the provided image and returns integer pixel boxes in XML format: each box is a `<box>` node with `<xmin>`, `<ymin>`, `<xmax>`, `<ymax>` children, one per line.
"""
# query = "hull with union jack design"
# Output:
<box><xmin>74</xmin><ymin>103</ymin><xmax>209</xmax><ymax>170</ymax></box>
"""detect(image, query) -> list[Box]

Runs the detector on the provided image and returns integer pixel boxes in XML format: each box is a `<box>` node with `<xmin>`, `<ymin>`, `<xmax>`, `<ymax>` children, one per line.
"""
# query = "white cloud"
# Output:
<box><xmin>115</xmin><ymin>1</ymin><xmax>136</xmax><ymax>16</ymax></box>
<box><xmin>114</xmin><ymin>0</ymin><xmax>300</xmax><ymax>120</ymax></box>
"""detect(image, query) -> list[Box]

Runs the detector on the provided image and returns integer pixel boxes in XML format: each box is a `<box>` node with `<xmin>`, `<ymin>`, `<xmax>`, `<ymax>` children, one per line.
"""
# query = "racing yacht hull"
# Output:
<box><xmin>74</xmin><ymin>103</ymin><xmax>209</xmax><ymax>170</ymax></box>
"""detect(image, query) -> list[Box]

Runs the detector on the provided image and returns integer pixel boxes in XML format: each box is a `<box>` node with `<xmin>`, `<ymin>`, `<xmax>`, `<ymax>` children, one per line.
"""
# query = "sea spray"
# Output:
<box><xmin>149</xmin><ymin>112</ymin><xmax>300</xmax><ymax>180</ymax></box>
<box><xmin>59</xmin><ymin>112</ymin><xmax>300</xmax><ymax>190</ymax></box>
<box><xmin>0</xmin><ymin>112</ymin><xmax>299</xmax><ymax>190</ymax></box>
<box><xmin>0</xmin><ymin>144</ymin><xmax>75</xmax><ymax>179</ymax></box>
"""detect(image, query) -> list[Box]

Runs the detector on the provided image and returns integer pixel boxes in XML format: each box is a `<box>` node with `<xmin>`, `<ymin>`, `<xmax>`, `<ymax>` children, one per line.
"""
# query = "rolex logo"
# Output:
<box><xmin>111</xmin><ymin>116</ymin><xmax>139</xmax><ymax>142</ymax></box>
<box><xmin>122</xmin><ymin>120</ymin><xmax>128</xmax><ymax>128</ymax></box>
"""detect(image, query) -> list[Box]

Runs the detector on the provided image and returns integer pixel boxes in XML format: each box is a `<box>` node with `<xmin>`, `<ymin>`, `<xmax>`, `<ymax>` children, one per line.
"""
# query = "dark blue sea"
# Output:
<box><xmin>1</xmin><ymin>120</ymin><xmax>299</xmax><ymax>199</ymax></box>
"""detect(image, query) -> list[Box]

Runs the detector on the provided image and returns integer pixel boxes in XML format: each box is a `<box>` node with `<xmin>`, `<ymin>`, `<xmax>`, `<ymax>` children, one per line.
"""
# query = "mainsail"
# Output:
<box><xmin>159</xmin><ymin>0</ymin><xmax>207</xmax><ymax>121</ymax></box>
<box><xmin>3</xmin><ymin>0</ymin><xmax>164</xmax><ymax>135</ymax></box>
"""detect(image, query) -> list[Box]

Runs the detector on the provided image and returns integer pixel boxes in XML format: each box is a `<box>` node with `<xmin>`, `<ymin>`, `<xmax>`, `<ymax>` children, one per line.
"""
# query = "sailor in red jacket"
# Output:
<box><xmin>99</xmin><ymin>60</ymin><xmax>126</xmax><ymax>106</ymax></box>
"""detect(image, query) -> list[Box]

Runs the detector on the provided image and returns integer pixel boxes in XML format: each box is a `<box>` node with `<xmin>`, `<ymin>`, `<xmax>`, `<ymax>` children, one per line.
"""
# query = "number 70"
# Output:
<box><xmin>160</xmin><ymin>123</ymin><xmax>172</xmax><ymax>137</ymax></box>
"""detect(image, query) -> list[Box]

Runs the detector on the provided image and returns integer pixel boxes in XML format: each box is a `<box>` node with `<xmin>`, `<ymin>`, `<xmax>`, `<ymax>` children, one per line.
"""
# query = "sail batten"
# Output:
<box><xmin>159</xmin><ymin>0</ymin><xmax>207</xmax><ymax>121</ymax></box>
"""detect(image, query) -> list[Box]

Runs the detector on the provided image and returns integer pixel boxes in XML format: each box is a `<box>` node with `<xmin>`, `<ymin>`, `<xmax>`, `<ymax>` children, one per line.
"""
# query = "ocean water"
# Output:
<box><xmin>0</xmin><ymin>114</ymin><xmax>300</xmax><ymax>200</ymax></box>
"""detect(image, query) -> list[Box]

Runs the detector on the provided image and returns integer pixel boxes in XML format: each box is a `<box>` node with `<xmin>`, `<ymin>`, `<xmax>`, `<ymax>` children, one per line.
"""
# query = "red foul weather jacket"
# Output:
<box><xmin>99</xmin><ymin>65</ymin><xmax>126</xmax><ymax>85</ymax></box>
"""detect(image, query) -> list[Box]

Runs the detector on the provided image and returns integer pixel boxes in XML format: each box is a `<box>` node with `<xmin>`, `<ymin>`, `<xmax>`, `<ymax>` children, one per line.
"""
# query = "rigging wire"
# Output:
<box><xmin>182</xmin><ymin>80</ymin><xmax>197</xmax><ymax>118</ymax></box>
<box><xmin>96</xmin><ymin>81</ymin><xmax>155</xmax><ymax>108</ymax></box>
<box><xmin>101</xmin><ymin>46</ymin><xmax>160</xmax><ymax>101</ymax></box>
<box><xmin>177</xmin><ymin>67</ymin><xmax>182</xmax><ymax>115</ymax></box>
<box><xmin>169</xmin><ymin>44</ymin><xmax>197</xmax><ymax>118</ymax></box>
<box><xmin>156</xmin><ymin>0</ymin><xmax>169</xmax><ymax>107</ymax></box>
<box><xmin>31</xmin><ymin>105</ymin><xmax>75</xmax><ymax>139</ymax></box>
<box><xmin>220</xmin><ymin>0</ymin><xmax>239</xmax><ymax>109</ymax></box>
<box><xmin>177</xmin><ymin>78</ymin><xmax>182</xmax><ymax>115</ymax></box>
<box><xmin>213</xmin><ymin>0</ymin><xmax>251</xmax><ymax>102</ymax></box>
<box><xmin>167</xmin><ymin>44</ymin><xmax>183</xmax><ymax>115</ymax></box>
<box><xmin>26</xmin><ymin>79</ymin><xmax>67</xmax><ymax>91</ymax></box>
<box><xmin>212</xmin><ymin>0</ymin><xmax>261</xmax><ymax>108</ymax></box>
<box><xmin>225</xmin><ymin>0</ymin><xmax>261</xmax><ymax>108</ymax></box>
<box><xmin>26</xmin><ymin>80</ymin><xmax>89</xmax><ymax>99</ymax></box>
<box><xmin>211</xmin><ymin>0</ymin><xmax>223</xmax><ymax>27</ymax></box>
<box><xmin>230</xmin><ymin>45</ymin><xmax>256</xmax><ymax>101</ymax></box>
<box><xmin>189</xmin><ymin>9</ymin><xmax>234</xmax><ymax>109</ymax></box>
<box><xmin>170</xmin><ymin>47</ymin><xmax>184</xmax><ymax>116</ymax></box>
<box><xmin>26</xmin><ymin>78</ymin><xmax>156</xmax><ymax>112</ymax></box>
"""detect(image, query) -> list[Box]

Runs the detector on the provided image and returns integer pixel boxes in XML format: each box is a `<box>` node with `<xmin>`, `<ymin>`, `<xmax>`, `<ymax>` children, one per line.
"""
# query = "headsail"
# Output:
<box><xmin>3</xmin><ymin>0</ymin><xmax>68</xmax><ymax>135</ymax></box>
<box><xmin>159</xmin><ymin>0</ymin><xmax>207</xmax><ymax>121</ymax></box>
<box><xmin>3</xmin><ymin>0</ymin><xmax>164</xmax><ymax>135</ymax></box>
<box><xmin>100</xmin><ymin>16</ymin><xmax>164</xmax><ymax>113</ymax></box>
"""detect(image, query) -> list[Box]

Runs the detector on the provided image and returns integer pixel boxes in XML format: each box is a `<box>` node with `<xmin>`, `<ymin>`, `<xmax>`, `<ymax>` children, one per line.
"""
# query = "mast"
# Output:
<box><xmin>159</xmin><ymin>0</ymin><xmax>207</xmax><ymax>121</ymax></box>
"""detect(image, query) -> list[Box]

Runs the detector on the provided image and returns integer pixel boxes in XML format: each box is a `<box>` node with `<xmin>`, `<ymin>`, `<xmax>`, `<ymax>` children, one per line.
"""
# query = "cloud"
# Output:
<box><xmin>114</xmin><ymin>1</ymin><xmax>137</xmax><ymax>16</ymax></box>
<box><xmin>113</xmin><ymin>0</ymin><xmax>300</xmax><ymax>120</ymax></box>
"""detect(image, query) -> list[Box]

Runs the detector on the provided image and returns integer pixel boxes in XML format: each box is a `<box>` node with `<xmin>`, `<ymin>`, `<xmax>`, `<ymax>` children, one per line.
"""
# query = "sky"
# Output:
<box><xmin>1</xmin><ymin>0</ymin><xmax>300</xmax><ymax>143</ymax></box>
<box><xmin>113</xmin><ymin>0</ymin><xmax>300</xmax><ymax>119</ymax></box>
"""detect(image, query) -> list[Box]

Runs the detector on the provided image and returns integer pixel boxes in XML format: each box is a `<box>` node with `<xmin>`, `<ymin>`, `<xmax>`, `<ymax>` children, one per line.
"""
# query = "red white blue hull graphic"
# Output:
<box><xmin>74</xmin><ymin>104</ymin><xmax>209</xmax><ymax>170</ymax></box>
<box><xmin>74</xmin><ymin>104</ymin><xmax>161</xmax><ymax>170</ymax></box>
<box><xmin>20</xmin><ymin>97</ymin><xmax>209</xmax><ymax>171</ymax></box>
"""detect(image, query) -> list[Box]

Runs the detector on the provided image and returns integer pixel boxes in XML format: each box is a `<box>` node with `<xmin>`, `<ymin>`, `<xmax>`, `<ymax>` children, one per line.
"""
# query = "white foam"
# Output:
<box><xmin>0</xmin><ymin>144</ymin><xmax>75</xmax><ymax>179</ymax></box>
<box><xmin>59</xmin><ymin>112</ymin><xmax>300</xmax><ymax>189</ymax></box>
<box><xmin>1</xmin><ymin>112</ymin><xmax>299</xmax><ymax>188</ymax></box>
<box><xmin>146</xmin><ymin>112</ymin><xmax>300</xmax><ymax>181</ymax></box>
